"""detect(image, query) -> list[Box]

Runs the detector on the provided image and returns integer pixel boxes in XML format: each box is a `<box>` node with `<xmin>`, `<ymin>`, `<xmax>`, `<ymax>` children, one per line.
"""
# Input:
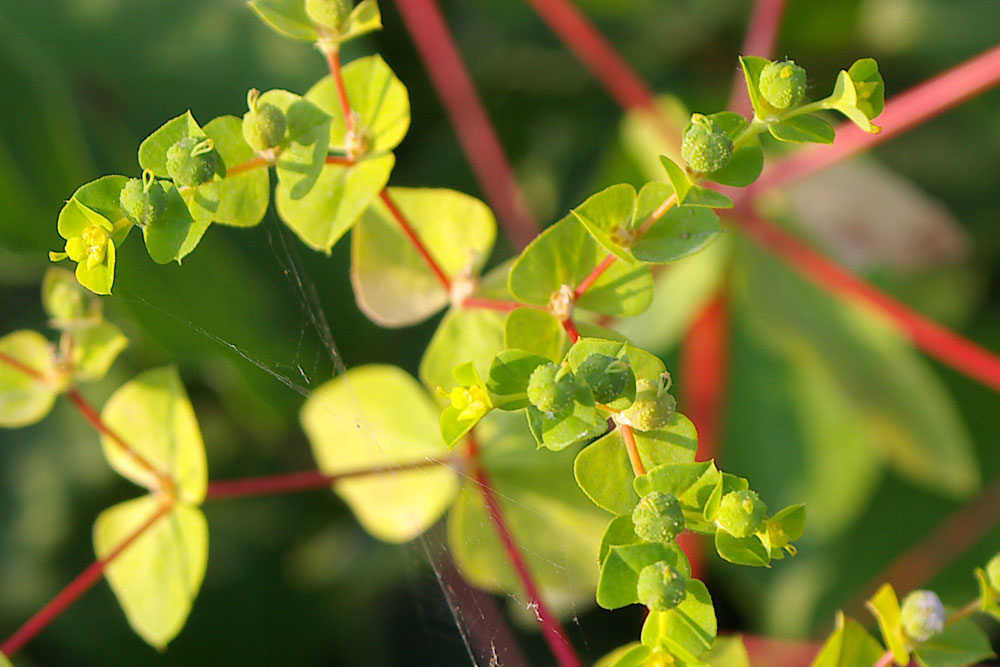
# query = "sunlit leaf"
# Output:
<box><xmin>42</xmin><ymin>267</ymin><xmax>99</xmax><ymax>326</ymax></box>
<box><xmin>94</xmin><ymin>496</ymin><xmax>208</xmax><ymax>650</ymax></box>
<box><xmin>848</xmin><ymin>58</ymin><xmax>885</xmax><ymax>120</ymax></box>
<box><xmin>866</xmin><ymin>584</ymin><xmax>909</xmax><ymax>665</ymax></box>
<box><xmin>486</xmin><ymin>349</ymin><xmax>550</xmax><ymax>411</ymax></box>
<box><xmin>248</xmin><ymin>0</ymin><xmax>319</xmax><ymax>41</ymax></box>
<box><xmin>438</xmin><ymin>361</ymin><xmax>492</xmax><ymax>448</ymax></box>
<box><xmin>0</xmin><ymin>330</ymin><xmax>59</xmax><ymax>427</ymax></box>
<box><xmin>570</xmin><ymin>183</ymin><xmax>639</xmax><ymax>262</ymax></box>
<box><xmin>641</xmin><ymin>579</ymin><xmax>716</xmax><ymax>658</ymax></box>
<box><xmin>810</xmin><ymin>612</ymin><xmax>885</xmax><ymax>667</ymax></box>
<box><xmin>769</xmin><ymin>115</ymin><xmax>835</xmax><ymax>144</ymax></box>
<box><xmin>302</xmin><ymin>365</ymin><xmax>457</xmax><ymax>542</ymax></box>
<box><xmin>260</xmin><ymin>89</ymin><xmax>331</xmax><ymax>199</ymax></box>
<box><xmin>100</xmin><ymin>366</ymin><xmax>207</xmax><ymax>503</ymax></box>
<box><xmin>71</xmin><ymin>321</ymin><xmax>128</xmax><ymax>383</ymax></box>
<box><xmin>137</xmin><ymin>111</ymin><xmax>206</xmax><ymax>178</ymax></box>
<box><xmin>597</xmin><ymin>540</ymin><xmax>690</xmax><ymax>609</ymax></box>
<box><xmin>419</xmin><ymin>307</ymin><xmax>506</xmax><ymax>393</ymax></box>
<box><xmin>203</xmin><ymin>115</ymin><xmax>270</xmax><ymax>227</ymax></box>
<box><xmin>714</xmin><ymin>530</ymin><xmax>770</xmax><ymax>567</ymax></box>
<box><xmin>912</xmin><ymin>617</ymin><xmax>995</xmax><ymax>667</ymax></box>
<box><xmin>504</xmin><ymin>308</ymin><xmax>570</xmax><ymax>363</ymax></box>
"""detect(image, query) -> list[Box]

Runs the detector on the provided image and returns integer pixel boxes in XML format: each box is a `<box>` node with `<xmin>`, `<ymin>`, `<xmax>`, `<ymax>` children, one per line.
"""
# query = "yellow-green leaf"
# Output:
<box><xmin>0</xmin><ymin>330</ymin><xmax>60</xmax><ymax>428</ymax></box>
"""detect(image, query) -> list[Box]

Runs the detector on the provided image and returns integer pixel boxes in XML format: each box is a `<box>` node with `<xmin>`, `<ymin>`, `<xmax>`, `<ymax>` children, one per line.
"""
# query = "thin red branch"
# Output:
<box><xmin>847</xmin><ymin>472</ymin><xmax>1000</xmax><ymax>618</ymax></box>
<box><xmin>734</xmin><ymin>210</ymin><xmax>1000</xmax><ymax>393</ymax></box>
<box><xmin>745</xmin><ymin>42</ymin><xmax>1000</xmax><ymax>197</ymax></box>
<box><xmin>64</xmin><ymin>388</ymin><xmax>171</xmax><ymax>485</ymax></box>
<box><xmin>324</xmin><ymin>47</ymin><xmax>356</xmax><ymax>134</ymax></box>
<box><xmin>523</xmin><ymin>0</ymin><xmax>679</xmax><ymax>145</ymax></box>
<box><xmin>620</xmin><ymin>423</ymin><xmax>645</xmax><ymax>476</ymax></box>
<box><xmin>206</xmin><ymin>459</ymin><xmax>449</xmax><ymax>500</ymax></box>
<box><xmin>379</xmin><ymin>189</ymin><xmax>452</xmax><ymax>290</ymax></box>
<box><xmin>324</xmin><ymin>155</ymin><xmax>356</xmax><ymax>166</ymax></box>
<box><xmin>225</xmin><ymin>155</ymin><xmax>271</xmax><ymax>177</ymax></box>
<box><xmin>728</xmin><ymin>0</ymin><xmax>788</xmax><ymax>116</ymax></box>
<box><xmin>680</xmin><ymin>295</ymin><xmax>730</xmax><ymax>463</ymax></box>
<box><xmin>874</xmin><ymin>650</ymin><xmax>896</xmax><ymax>667</ymax></box>
<box><xmin>560</xmin><ymin>317</ymin><xmax>581</xmax><ymax>343</ymax></box>
<box><xmin>0</xmin><ymin>350</ymin><xmax>47</xmax><ymax>382</ymax></box>
<box><xmin>465</xmin><ymin>437</ymin><xmax>584</xmax><ymax>667</ymax></box>
<box><xmin>574</xmin><ymin>253</ymin><xmax>617</xmax><ymax>300</ymax></box>
<box><xmin>460</xmin><ymin>297</ymin><xmax>528</xmax><ymax>313</ymax></box>
<box><xmin>394</xmin><ymin>0</ymin><xmax>538</xmax><ymax>249</ymax></box>
<box><xmin>1</xmin><ymin>501</ymin><xmax>171</xmax><ymax>657</ymax></box>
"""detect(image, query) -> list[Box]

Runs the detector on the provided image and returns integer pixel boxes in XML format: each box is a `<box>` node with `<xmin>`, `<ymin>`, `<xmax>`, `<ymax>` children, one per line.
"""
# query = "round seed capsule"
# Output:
<box><xmin>900</xmin><ymin>590</ymin><xmax>946</xmax><ymax>642</ymax></box>
<box><xmin>758</xmin><ymin>60</ymin><xmax>807</xmax><ymax>111</ymax></box>
<box><xmin>637</xmin><ymin>561</ymin><xmax>688</xmax><ymax>611</ymax></box>
<box><xmin>620</xmin><ymin>378</ymin><xmax>676</xmax><ymax>432</ymax></box>
<box><xmin>166</xmin><ymin>137</ymin><xmax>218</xmax><ymax>187</ymax></box>
<box><xmin>577</xmin><ymin>353</ymin><xmax>635</xmax><ymax>405</ymax></box>
<box><xmin>119</xmin><ymin>174</ymin><xmax>166</xmax><ymax>227</ymax></box>
<box><xmin>632</xmin><ymin>491</ymin><xmax>685</xmax><ymax>544</ymax></box>
<box><xmin>716</xmin><ymin>489</ymin><xmax>767</xmax><ymax>538</ymax></box>
<box><xmin>681</xmin><ymin>114</ymin><xmax>733</xmax><ymax>173</ymax></box>
<box><xmin>526</xmin><ymin>363</ymin><xmax>575</xmax><ymax>415</ymax></box>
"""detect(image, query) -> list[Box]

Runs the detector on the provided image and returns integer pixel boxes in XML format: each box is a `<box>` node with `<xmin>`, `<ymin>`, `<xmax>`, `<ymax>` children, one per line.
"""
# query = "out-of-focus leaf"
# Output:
<box><xmin>71</xmin><ymin>321</ymin><xmax>128</xmax><ymax>383</ymax></box>
<box><xmin>810</xmin><ymin>612</ymin><xmax>886</xmax><ymax>667</ymax></box>
<box><xmin>302</xmin><ymin>365</ymin><xmax>457</xmax><ymax>542</ymax></box>
<box><xmin>913</xmin><ymin>617</ymin><xmax>995</xmax><ymax>667</ymax></box>
<box><xmin>865</xmin><ymin>584</ymin><xmax>908</xmax><ymax>665</ymax></box>
<box><xmin>94</xmin><ymin>496</ymin><xmax>208</xmax><ymax>650</ymax></box>
<box><xmin>248</xmin><ymin>0</ymin><xmax>319</xmax><ymax>41</ymax></box>
<box><xmin>419</xmin><ymin>307</ymin><xmax>505</xmax><ymax>393</ymax></box>
<box><xmin>504</xmin><ymin>308</ymin><xmax>569</xmax><ymax>362</ymax></box>
<box><xmin>0</xmin><ymin>330</ymin><xmax>59</xmax><ymax>427</ymax></box>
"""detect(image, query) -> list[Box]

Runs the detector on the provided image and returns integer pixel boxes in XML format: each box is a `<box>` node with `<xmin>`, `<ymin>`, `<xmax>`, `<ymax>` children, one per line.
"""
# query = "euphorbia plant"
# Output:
<box><xmin>2</xmin><ymin>1</ymin><xmax>1000</xmax><ymax>665</ymax></box>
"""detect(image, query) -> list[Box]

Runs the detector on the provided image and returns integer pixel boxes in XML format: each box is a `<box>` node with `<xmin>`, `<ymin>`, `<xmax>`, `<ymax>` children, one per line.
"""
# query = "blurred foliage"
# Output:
<box><xmin>1</xmin><ymin>0</ymin><xmax>999</xmax><ymax>664</ymax></box>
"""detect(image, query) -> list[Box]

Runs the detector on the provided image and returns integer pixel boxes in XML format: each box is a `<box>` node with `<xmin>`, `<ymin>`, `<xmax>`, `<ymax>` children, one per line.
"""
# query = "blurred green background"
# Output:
<box><xmin>1</xmin><ymin>0</ymin><xmax>999</xmax><ymax>664</ymax></box>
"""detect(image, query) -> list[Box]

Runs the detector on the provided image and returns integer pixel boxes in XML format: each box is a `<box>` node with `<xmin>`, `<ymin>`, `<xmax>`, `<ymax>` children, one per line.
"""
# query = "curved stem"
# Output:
<box><xmin>574</xmin><ymin>253</ymin><xmax>617</xmax><ymax>300</ymax></box>
<box><xmin>560</xmin><ymin>317</ymin><xmax>580</xmax><ymax>343</ymax></box>
<box><xmin>323</xmin><ymin>46</ymin><xmax>356</xmax><ymax>134</ymax></box>
<box><xmin>379</xmin><ymin>190</ymin><xmax>452</xmax><ymax>290</ymax></box>
<box><xmin>620</xmin><ymin>423</ymin><xmax>645</xmax><ymax>476</ymax></box>
<box><xmin>0</xmin><ymin>500</ymin><xmax>171</xmax><ymax>657</ymax></box>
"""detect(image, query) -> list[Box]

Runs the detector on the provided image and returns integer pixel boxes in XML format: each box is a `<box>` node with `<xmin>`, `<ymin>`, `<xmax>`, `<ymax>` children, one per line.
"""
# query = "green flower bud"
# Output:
<box><xmin>636</xmin><ymin>561</ymin><xmax>687</xmax><ymax>611</ymax></box>
<box><xmin>119</xmin><ymin>170</ymin><xmax>166</xmax><ymax>228</ymax></box>
<box><xmin>305</xmin><ymin>0</ymin><xmax>351</xmax><ymax>30</ymax></box>
<box><xmin>527</xmin><ymin>363</ymin><xmax>575</xmax><ymax>415</ymax></box>
<box><xmin>987</xmin><ymin>552</ymin><xmax>1000</xmax><ymax>592</ymax></box>
<box><xmin>577</xmin><ymin>353</ymin><xmax>635</xmax><ymax>405</ymax></box>
<box><xmin>632</xmin><ymin>492</ymin><xmax>685</xmax><ymax>544</ymax></box>
<box><xmin>758</xmin><ymin>60</ymin><xmax>807</xmax><ymax>111</ymax></box>
<box><xmin>166</xmin><ymin>136</ymin><xmax>218</xmax><ymax>187</ymax></box>
<box><xmin>243</xmin><ymin>89</ymin><xmax>287</xmax><ymax>151</ymax></box>
<box><xmin>681</xmin><ymin>113</ymin><xmax>733</xmax><ymax>173</ymax></box>
<box><xmin>900</xmin><ymin>590</ymin><xmax>945</xmax><ymax>642</ymax></box>
<box><xmin>716</xmin><ymin>489</ymin><xmax>767</xmax><ymax>538</ymax></box>
<box><xmin>619</xmin><ymin>376</ymin><xmax>676</xmax><ymax>432</ymax></box>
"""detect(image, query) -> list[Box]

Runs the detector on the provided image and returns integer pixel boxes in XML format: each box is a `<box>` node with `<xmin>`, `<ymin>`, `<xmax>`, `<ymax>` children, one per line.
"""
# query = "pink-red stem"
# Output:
<box><xmin>561</xmin><ymin>317</ymin><xmax>581</xmax><ymax>343</ymax></box>
<box><xmin>324</xmin><ymin>47</ymin><xmax>356</xmax><ymax>134</ymax></box>
<box><xmin>394</xmin><ymin>0</ymin><xmax>538</xmax><ymax>249</ymax></box>
<box><xmin>460</xmin><ymin>297</ymin><xmax>528</xmax><ymax>313</ymax></box>
<box><xmin>523</xmin><ymin>0</ymin><xmax>679</xmax><ymax>144</ymax></box>
<box><xmin>574</xmin><ymin>253</ymin><xmax>617</xmax><ymax>300</ymax></box>
<box><xmin>620</xmin><ymin>424</ymin><xmax>645</xmax><ymax>476</ymax></box>
<box><xmin>1</xmin><ymin>501</ymin><xmax>170</xmax><ymax>657</ymax></box>
<box><xmin>0</xmin><ymin>350</ymin><xmax>46</xmax><ymax>381</ymax></box>
<box><xmin>728</xmin><ymin>0</ymin><xmax>788</xmax><ymax>115</ymax></box>
<box><xmin>745</xmin><ymin>42</ymin><xmax>1000</xmax><ymax>196</ymax></box>
<box><xmin>379</xmin><ymin>190</ymin><xmax>452</xmax><ymax>290</ymax></box>
<box><xmin>324</xmin><ymin>155</ymin><xmax>356</xmax><ymax>167</ymax></box>
<box><xmin>226</xmin><ymin>156</ymin><xmax>270</xmax><ymax>177</ymax></box>
<box><xmin>466</xmin><ymin>438</ymin><xmax>583</xmax><ymax>667</ymax></box>
<box><xmin>206</xmin><ymin>459</ymin><xmax>448</xmax><ymax>500</ymax></box>
<box><xmin>680</xmin><ymin>295</ymin><xmax>730</xmax><ymax>464</ymax></box>
<box><xmin>735</xmin><ymin>210</ymin><xmax>1000</xmax><ymax>392</ymax></box>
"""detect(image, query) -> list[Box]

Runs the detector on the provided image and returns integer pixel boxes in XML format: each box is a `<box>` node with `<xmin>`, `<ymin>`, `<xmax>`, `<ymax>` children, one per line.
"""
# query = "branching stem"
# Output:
<box><xmin>379</xmin><ymin>190</ymin><xmax>452</xmax><ymax>290</ymax></box>
<box><xmin>323</xmin><ymin>46</ymin><xmax>356</xmax><ymax>135</ymax></box>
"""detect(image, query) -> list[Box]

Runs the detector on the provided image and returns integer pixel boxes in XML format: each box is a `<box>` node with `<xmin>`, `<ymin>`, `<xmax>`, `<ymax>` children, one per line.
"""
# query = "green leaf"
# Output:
<box><xmin>704</xmin><ymin>636</ymin><xmax>751</xmax><ymax>667</ymax></box>
<box><xmin>526</xmin><ymin>387</ymin><xmax>607</xmax><ymax>452</ymax></box>
<box><xmin>73</xmin><ymin>175</ymin><xmax>130</xmax><ymax>231</ymax></box>
<box><xmin>599</xmin><ymin>514</ymin><xmax>641</xmax><ymax>565</ymax></box>
<box><xmin>248</xmin><ymin>0</ymin><xmax>319</xmax><ymax>41</ymax></box>
<box><xmin>336</xmin><ymin>0</ymin><xmax>383</xmax><ymax>44</ymax></box>
<box><xmin>94</xmin><ymin>496</ymin><xmax>208</xmax><ymax>650</ymax></box>
<box><xmin>509</xmin><ymin>215</ymin><xmax>654</xmax><ymax>317</ymax></box>
<box><xmin>276</xmin><ymin>154</ymin><xmax>394</xmax><ymax>253</ymax></box>
<box><xmin>576</xmin><ymin>417</ymin><xmax>698</xmax><ymax>515</ymax></box>
<box><xmin>738</xmin><ymin>56</ymin><xmax>774</xmax><ymax>119</ymax></box>
<box><xmin>71</xmin><ymin>321</ymin><xmax>128</xmax><ymax>383</ymax></box>
<box><xmin>100</xmin><ymin>366</ymin><xmax>207</xmax><ymax>503</ymax></box>
<box><xmin>260</xmin><ymin>89</ymin><xmax>331</xmax><ymax>199</ymax></box>
<box><xmin>57</xmin><ymin>190</ymin><xmax>115</xmax><ymax>241</ymax></box>
<box><xmin>825</xmin><ymin>70</ymin><xmax>881</xmax><ymax>134</ymax></box>
<box><xmin>486</xmin><ymin>349</ymin><xmax>550</xmax><ymax>410</ymax></box>
<box><xmin>597</xmin><ymin>541</ymin><xmax>690</xmax><ymax>609</ymax></box>
<box><xmin>438</xmin><ymin>361</ymin><xmax>492</xmax><ymax>448</ymax></box>
<box><xmin>142</xmin><ymin>182</ymin><xmax>201</xmax><ymax>264</ymax></box>
<box><xmin>766</xmin><ymin>503</ymin><xmax>806</xmax><ymax>554</ymax></box>
<box><xmin>866</xmin><ymin>584</ymin><xmax>909</xmax><ymax>665</ymax></box>
<box><xmin>595</xmin><ymin>643</ymin><xmax>652</xmax><ymax>667</ymax></box>
<box><xmin>504</xmin><ymin>308</ymin><xmax>570</xmax><ymax>362</ymax></box>
<box><xmin>769</xmin><ymin>115</ymin><xmax>835</xmax><ymax>144</ymax></box>
<box><xmin>848</xmin><ymin>58</ymin><xmax>885</xmax><ymax>120</ymax></box>
<box><xmin>657</xmin><ymin>157</ymin><xmax>733</xmax><ymax>208</ymax></box>
<box><xmin>203</xmin><ymin>115</ymin><xmax>270</xmax><ymax>227</ymax></box>
<box><xmin>0</xmin><ymin>330</ymin><xmax>59</xmax><ymax>427</ymax></box>
<box><xmin>703</xmin><ymin>111</ymin><xmax>763</xmax><ymax>187</ymax></box>
<box><xmin>565</xmin><ymin>337</ymin><xmax>667</xmax><ymax>384</ymax></box>
<box><xmin>641</xmin><ymin>579</ymin><xmax>717</xmax><ymax>658</ymax></box>
<box><xmin>353</xmin><ymin>187</ymin><xmax>496</xmax><ymax>326</ymax></box>
<box><xmin>714</xmin><ymin>530</ymin><xmax>770</xmax><ymax>567</ymax></box>
<box><xmin>810</xmin><ymin>612</ymin><xmax>886</xmax><ymax>667</ymax></box>
<box><xmin>302</xmin><ymin>365</ymin><xmax>458</xmax><ymax>542</ymax></box>
<box><xmin>42</xmin><ymin>267</ymin><xmax>99</xmax><ymax>326</ymax></box>
<box><xmin>448</xmin><ymin>412</ymin><xmax>609</xmax><ymax>603</ymax></box>
<box><xmin>570</xmin><ymin>183</ymin><xmax>638</xmax><ymax>262</ymax></box>
<box><xmin>635</xmin><ymin>461</ymin><xmax>720</xmax><ymax>524</ymax></box>
<box><xmin>138</xmin><ymin>111</ymin><xmax>206</xmax><ymax>178</ymax></box>
<box><xmin>419</xmin><ymin>307</ymin><xmax>506</xmax><ymax>393</ymax></box>
<box><xmin>307</xmin><ymin>54</ymin><xmax>410</xmax><ymax>153</ymax></box>
<box><xmin>631</xmin><ymin>203</ymin><xmax>722</xmax><ymax>264</ymax></box>
<box><xmin>912</xmin><ymin>617</ymin><xmax>995</xmax><ymax>667</ymax></box>
<box><xmin>658</xmin><ymin>156</ymin><xmax>692</xmax><ymax>203</ymax></box>
<box><xmin>974</xmin><ymin>568</ymin><xmax>1000</xmax><ymax>621</ymax></box>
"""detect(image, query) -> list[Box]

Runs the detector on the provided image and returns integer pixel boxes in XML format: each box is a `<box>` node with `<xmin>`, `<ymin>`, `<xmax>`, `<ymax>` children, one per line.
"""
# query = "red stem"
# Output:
<box><xmin>874</xmin><ymin>650</ymin><xmax>896</xmax><ymax>667</ymax></box>
<box><xmin>64</xmin><ymin>388</ymin><xmax>171</xmax><ymax>485</ymax></box>
<box><xmin>847</xmin><ymin>472</ymin><xmax>1000</xmax><ymax>617</ymax></box>
<box><xmin>620</xmin><ymin>424</ymin><xmax>645</xmax><ymax>476</ymax></box>
<box><xmin>735</xmin><ymin>210</ymin><xmax>1000</xmax><ymax>392</ymax></box>
<box><xmin>460</xmin><ymin>297</ymin><xmax>528</xmax><ymax>313</ymax></box>
<box><xmin>1</xmin><ymin>501</ymin><xmax>171</xmax><ymax>657</ymax></box>
<box><xmin>324</xmin><ymin>47</ymin><xmax>356</xmax><ymax>134</ymax></box>
<box><xmin>324</xmin><ymin>155</ymin><xmax>356</xmax><ymax>166</ymax></box>
<box><xmin>740</xmin><ymin>634</ymin><xmax>819</xmax><ymax>667</ymax></box>
<box><xmin>680</xmin><ymin>295</ymin><xmax>730</xmax><ymax>464</ymax></box>
<box><xmin>728</xmin><ymin>0</ymin><xmax>788</xmax><ymax>115</ymax></box>
<box><xmin>523</xmin><ymin>0</ymin><xmax>679</xmax><ymax>145</ymax></box>
<box><xmin>393</xmin><ymin>0</ymin><xmax>538</xmax><ymax>250</ymax></box>
<box><xmin>560</xmin><ymin>317</ymin><xmax>581</xmax><ymax>343</ymax></box>
<box><xmin>225</xmin><ymin>155</ymin><xmax>270</xmax><ymax>177</ymax></box>
<box><xmin>465</xmin><ymin>438</ymin><xmax>584</xmax><ymax>667</ymax></box>
<box><xmin>379</xmin><ymin>190</ymin><xmax>452</xmax><ymax>290</ymax></box>
<box><xmin>206</xmin><ymin>459</ymin><xmax>449</xmax><ymax>500</ymax></box>
<box><xmin>574</xmin><ymin>253</ymin><xmax>617</xmax><ymax>300</ymax></box>
<box><xmin>745</xmin><ymin>42</ymin><xmax>1000</xmax><ymax>197</ymax></box>
<box><xmin>0</xmin><ymin>350</ymin><xmax>47</xmax><ymax>382</ymax></box>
